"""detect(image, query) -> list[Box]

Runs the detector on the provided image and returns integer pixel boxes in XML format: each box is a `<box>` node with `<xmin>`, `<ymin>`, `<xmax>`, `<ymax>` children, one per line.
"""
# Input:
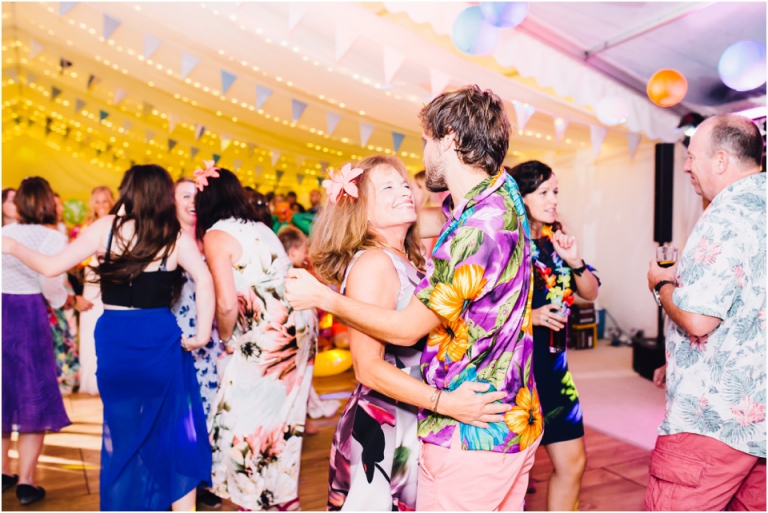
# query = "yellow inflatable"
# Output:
<box><xmin>314</xmin><ymin>349</ymin><xmax>353</xmax><ymax>377</ymax></box>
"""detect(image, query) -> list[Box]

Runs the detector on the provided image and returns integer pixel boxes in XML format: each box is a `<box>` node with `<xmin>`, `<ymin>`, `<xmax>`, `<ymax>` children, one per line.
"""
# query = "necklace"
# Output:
<box><xmin>531</xmin><ymin>225</ymin><xmax>574</xmax><ymax>316</ymax></box>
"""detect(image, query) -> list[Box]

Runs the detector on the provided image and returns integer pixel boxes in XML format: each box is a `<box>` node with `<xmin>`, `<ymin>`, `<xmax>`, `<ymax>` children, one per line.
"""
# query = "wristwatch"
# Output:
<box><xmin>653</xmin><ymin>280</ymin><xmax>675</xmax><ymax>307</ymax></box>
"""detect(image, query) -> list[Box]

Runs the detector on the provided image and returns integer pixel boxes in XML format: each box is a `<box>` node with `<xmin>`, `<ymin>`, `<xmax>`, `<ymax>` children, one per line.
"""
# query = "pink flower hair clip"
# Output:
<box><xmin>193</xmin><ymin>160</ymin><xmax>221</xmax><ymax>191</ymax></box>
<box><xmin>322</xmin><ymin>163</ymin><xmax>364</xmax><ymax>204</ymax></box>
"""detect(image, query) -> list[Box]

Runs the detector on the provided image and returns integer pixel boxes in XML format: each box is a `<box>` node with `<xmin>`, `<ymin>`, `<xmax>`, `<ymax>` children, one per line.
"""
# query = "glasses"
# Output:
<box><xmin>656</xmin><ymin>246</ymin><xmax>678</xmax><ymax>268</ymax></box>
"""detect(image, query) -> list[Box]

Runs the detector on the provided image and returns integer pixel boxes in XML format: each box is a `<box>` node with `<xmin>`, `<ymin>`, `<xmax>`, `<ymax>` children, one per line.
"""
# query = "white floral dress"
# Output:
<box><xmin>206</xmin><ymin>218</ymin><xmax>317</xmax><ymax>510</ymax></box>
<box><xmin>172</xmin><ymin>269</ymin><xmax>222</xmax><ymax>417</ymax></box>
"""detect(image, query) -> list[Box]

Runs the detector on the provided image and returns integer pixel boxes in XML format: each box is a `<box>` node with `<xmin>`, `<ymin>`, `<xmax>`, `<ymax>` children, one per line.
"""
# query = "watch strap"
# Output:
<box><xmin>654</xmin><ymin>280</ymin><xmax>675</xmax><ymax>293</ymax></box>
<box><xmin>571</xmin><ymin>260</ymin><xmax>588</xmax><ymax>276</ymax></box>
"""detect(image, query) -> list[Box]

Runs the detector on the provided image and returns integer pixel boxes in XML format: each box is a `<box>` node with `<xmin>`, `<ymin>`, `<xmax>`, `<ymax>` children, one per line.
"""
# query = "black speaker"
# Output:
<box><xmin>654</xmin><ymin>143</ymin><xmax>675</xmax><ymax>244</ymax></box>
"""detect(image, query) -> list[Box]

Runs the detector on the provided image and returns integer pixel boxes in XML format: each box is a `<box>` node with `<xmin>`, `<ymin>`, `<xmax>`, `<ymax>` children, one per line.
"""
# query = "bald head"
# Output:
<box><xmin>700</xmin><ymin>114</ymin><xmax>763</xmax><ymax>169</ymax></box>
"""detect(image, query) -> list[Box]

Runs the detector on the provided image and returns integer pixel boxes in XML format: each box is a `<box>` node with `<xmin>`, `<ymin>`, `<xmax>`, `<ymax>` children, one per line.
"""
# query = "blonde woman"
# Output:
<box><xmin>77</xmin><ymin>186</ymin><xmax>115</xmax><ymax>395</ymax></box>
<box><xmin>312</xmin><ymin>156</ymin><xmax>506</xmax><ymax>511</ymax></box>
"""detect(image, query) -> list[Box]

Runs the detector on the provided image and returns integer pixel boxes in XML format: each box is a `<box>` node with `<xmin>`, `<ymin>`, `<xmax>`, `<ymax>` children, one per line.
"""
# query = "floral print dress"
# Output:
<box><xmin>328</xmin><ymin>250</ymin><xmax>424</xmax><ymax>511</ymax></box>
<box><xmin>172</xmin><ymin>269</ymin><xmax>222</xmax><ymax>417</ymax></box>
<box><xmin>206</xmin><ymin>218</ymin><xmax>317</xmax><ymax>510</ymax></box>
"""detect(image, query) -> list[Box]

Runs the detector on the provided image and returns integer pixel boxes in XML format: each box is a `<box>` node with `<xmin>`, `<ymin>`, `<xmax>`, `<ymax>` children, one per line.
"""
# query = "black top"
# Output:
<box><xmin>100</xmin><ymin>221</ymin><xmax>181</xmax><ymax>309</ymax></box>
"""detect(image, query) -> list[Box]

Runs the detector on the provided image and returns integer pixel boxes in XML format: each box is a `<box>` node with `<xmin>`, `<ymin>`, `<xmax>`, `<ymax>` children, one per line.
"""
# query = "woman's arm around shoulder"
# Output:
<box><xmin>3</xmin><ymin>215</ymin><xmax>113</xmax><ymax>277</ymax></box>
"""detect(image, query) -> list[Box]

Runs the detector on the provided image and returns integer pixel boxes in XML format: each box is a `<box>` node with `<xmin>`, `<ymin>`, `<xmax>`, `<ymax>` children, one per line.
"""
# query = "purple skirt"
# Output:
<box><xmin>2</xmin><ymin>293</ymin><xmax>71</xmax><ymax>433</ymax></box>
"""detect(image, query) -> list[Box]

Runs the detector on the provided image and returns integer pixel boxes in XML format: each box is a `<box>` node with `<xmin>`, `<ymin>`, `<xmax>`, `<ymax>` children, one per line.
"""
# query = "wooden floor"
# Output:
<box><xmin>2</xmin><ymin>369</ymin><xmax>649</xmax><ymax>511</ymax></box>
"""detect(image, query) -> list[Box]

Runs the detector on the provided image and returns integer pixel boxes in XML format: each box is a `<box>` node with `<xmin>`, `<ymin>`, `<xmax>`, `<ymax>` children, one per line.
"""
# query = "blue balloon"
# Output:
<box><xmin>452</xmin><ymin>6</ymin><xmax>500</xmax><ymax>56</ymax></box>
<box><xmin>480</xmin><ymin>2</ymin><xmax>529</xmax><ymax>28</ymax></box>
<box><xmin>718</xmin><ymin>40</ymin><xmax>766</xmax><ymax>92</ymax></box>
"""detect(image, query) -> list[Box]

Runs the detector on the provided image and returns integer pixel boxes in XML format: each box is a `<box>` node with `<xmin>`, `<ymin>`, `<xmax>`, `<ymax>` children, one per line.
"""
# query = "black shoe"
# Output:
<box><xmin>197</xmin><ymin>489</ymin><xmax>222</xmax><ymax>510</ymax></box>
<box><xmin>2</xmin><ymin>474</ymin><xmax>18</xmax><ymax>492</ymax></box>
<box><xmin>16</xmin><ymin>484</ymin><xmax>45</xmax><ymax>505</ymax></box>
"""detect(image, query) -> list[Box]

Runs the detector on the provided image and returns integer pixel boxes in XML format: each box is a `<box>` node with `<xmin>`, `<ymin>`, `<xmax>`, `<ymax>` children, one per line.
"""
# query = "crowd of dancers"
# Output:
<box><xmin>2</xmin><ymin>85</ymin><xmax>765</xmax><ymax>511</ymax></box>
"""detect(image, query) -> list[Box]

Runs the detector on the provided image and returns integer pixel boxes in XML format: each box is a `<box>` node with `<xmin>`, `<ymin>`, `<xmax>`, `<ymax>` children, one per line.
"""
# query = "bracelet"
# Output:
<box><xmin>221</xmin><ymin>332</ymin><xmax>238</xmax><ymax>348</ymax></box>
<box><xmin>433</xmin><ymin>390</ymin><xmax>443</xmax><ymax>414</ymax></box>
<box><xmin>571</xmin><ymin>260</ymin><xmax>588</xmax><ymax>276</ymax></box>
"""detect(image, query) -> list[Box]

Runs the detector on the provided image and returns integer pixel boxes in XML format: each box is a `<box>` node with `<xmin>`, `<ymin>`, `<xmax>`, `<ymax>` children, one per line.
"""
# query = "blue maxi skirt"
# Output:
<box><xmin>95</xmin><ymin>308</ymin><xmax>211</xmax><ymax>511</ymax></box>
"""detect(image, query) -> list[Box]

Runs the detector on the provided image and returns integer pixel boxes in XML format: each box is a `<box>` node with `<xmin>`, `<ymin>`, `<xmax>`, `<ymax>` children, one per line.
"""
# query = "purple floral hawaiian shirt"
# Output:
<box><xmin>414</xmin><ymin>171</ymin><xmax>543</xmax><ymax>454</ymax></box>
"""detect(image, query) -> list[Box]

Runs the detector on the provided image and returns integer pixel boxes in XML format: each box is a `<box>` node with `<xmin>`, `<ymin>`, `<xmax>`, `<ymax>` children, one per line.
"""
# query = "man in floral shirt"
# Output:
<box><xmin>286</xmin><ymin>86</ymin><xmax>541</xmax><ymax>510</ymax></box>
<box><xmin>646</xmin><ymin>114</ymin><xmax>765</xmax><ymax>511</ymax></box>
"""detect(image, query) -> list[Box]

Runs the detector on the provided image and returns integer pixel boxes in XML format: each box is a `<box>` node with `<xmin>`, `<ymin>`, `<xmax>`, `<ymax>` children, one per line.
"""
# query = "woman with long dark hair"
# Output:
<box><xmin>195</xmin><ymin>164</ymin><xmax>315</xmax><ymax>510</ymax></box>
<box><xmin>3</xmin><ymin>165</ymin><xmax>214</xmax><ymax>511</ymax></box>
<box><xmin>2</xmin><ymin>177</ymin><xmax>71</xmax><ymax>505</ymax></box>
<box><xmin>507</xmin><ymin>161</ymin><xmax>600</xmax><ymax>511</ymax></box>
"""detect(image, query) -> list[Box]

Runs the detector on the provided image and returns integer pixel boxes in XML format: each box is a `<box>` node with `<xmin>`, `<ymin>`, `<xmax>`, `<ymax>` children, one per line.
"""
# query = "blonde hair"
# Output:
<box><xmin>86</xmin><ymin>186</ymin><xmax>115</xmax><ymax>224</ymax></box>
<box><xmin>310</xmin><ymin>155</ymin><xmax>425</xmax><ymax>285</ymax></box>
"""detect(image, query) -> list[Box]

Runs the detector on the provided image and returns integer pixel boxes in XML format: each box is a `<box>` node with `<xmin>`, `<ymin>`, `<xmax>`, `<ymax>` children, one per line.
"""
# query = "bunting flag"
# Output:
<box><xmin>255</xmin><ymin>166</ymin><xmax>264</xmax><ymax>178</ymax></box>
<box><xmin>29</xmin><ymin>40</ymin><xmax>44</xmax><ymax>60</ymax></box>
<box><xmin>392</xmin><ymin>132</ymin><xmax>405</xmax><ymax>153</ymax></box>
<box><xmin>256</xmin><ymin>85</ymin><xmax>272</xmax><ymax>109</ymax></box>
<box><xmin>320</xmin><ymin>161</ymin><xmax>329</xmax><ymax>173</ymax></box>
<box><xmin>122</xmin><ymin>120</ymin><xmax>132</xmax><ymax>132</ymax></box>
<box><xmin>221</xmin><ymin>71</ymin><xmax>237</xmax><ymax>95</ymax></box>
<box><xmin>103</xmin><ymin>14</ymin><xmax>121</xmax><ymax>39</ymax></box>
<box><xmin>271</xmin><ymin>150</ymin><xmax>282</xmax><ymax>166</ymax></box>
<box><xmin>233</xmin><ymin>159</ymin><xmax>242</xmax><ymax>171</ymax></box>
<box><xmin>143</xmin><ymin>34</ymin><xmax>162</xmax><ymax>59</ymax></box>
<box><xmin>383</xmin><ymin>47</ymin><xmax>405</xmax><ymax>85</ymax></box>
<box><xmin>554</xmin><ymin>117</ymin><xmax>569</xmax><ymax>144</ymax></box>
<box><xmin>142</xmin><ymin>101</ymin><xmax>153</xmax><ymax>117</ymax></box>
<box><xmin>291</xmin><ymin>99</ymin><xmax>307</xmax><ymax>123</ymax></box>
<box><xmin>64</xmin><ymin>126</ymin><xmax>71</xmax><ymax>139</ymax></box>
<box><xmin>113</xmin><ymin>154</ymin><xmax>119</xmax><ymax>163</ymax></box>
<box><xmin>590</xmin><ymin>124</ymin><xmax>608</xmax><ymax>159</ymax></box>
<box><xmin>194</xmin><ymin>124</ymin><xmax>205</xmax><ymax>141</ymax></box>
<box><xmin>246</xmin><ymin>143</ymin><xmax>257</xmax><ymax>156</ymax></box>
<box><xmin>190</xmin><ymin>146</ymin><xmax>200</xmax><ymax>159</ymax></box>
<box><xmin>212</xmin><ymin>153</ymin><xmax>221</xmax><ymax>164</ymax></box>
<box><xmin>220</xmin><ymin>134</ymin><xmax>232</xmax><ymax>152</ymax></box>
<box><xmin>360</xmin><ymin>122</ymin><xmax>374</xmax><ymax>147</ymax></box>
<box><xmin>51</xmin><ymin>86</ymin><xmax>62</xmax><ymax>100</ymax></box>
<box><xmin>316</xmin><ymin>177</ymin><xmax>323</xmax><ymax>188</ymax></box>
<box><xmin>181</xmin><ymin>53</ymin><xmax>199</xmax><ymax>79</ymax></box>
<box><xmin>326</xmin><ymin>112</ymin><xmax>341</xmax><ymax>136</ymax></box>
<box><xmin>295</xmin><ymin>155</ymin><xmax>305</xmax><ymax>168</ymax></box>
<box><xmin>513</xmin><ymin>101</ymin><xmax>536</xmax><ymax>132</ymax></box>
<box><xmin>296</xmin><ymin>174</ymin><xmax>305</xmax><ymax>185</ymax></box>
<box><xmin>75</xmin><ymin>98</ymin><xmax>86</xmax><ymax>112</ymax></box>
<box><xmin>6</xmin><ymin>69</ymin><xmax>18</xmax><ymax>83</ymax></box>
<box><xmin>145</xmin><ymin>130</ymin><xmax>155</xmax><ymax>143</ymax></box>
<box><xmin>45</xmin><ymin>116</ymin><xmax>53</xmax><ymax>135</ymax></box>
<box><xmin>335</xmin><ymin>24</ymin><xmax>357</xmax><ymax>62</ymax></box>
<box><xmin>87</xmin><ymin>74</ymin><xmax>100</xmax><ymax>90</ymax></box>
<box><xmin>168</xmin><ymin>139</ymin><xmax>177</xmax><ymax>151</ymax></box>
<box><xmin>59</xmin><ymin>2</ymin><xmax>76</xmax><ymax>17</ymax></box>
<box><xmin>276</xmin><ymin>170</ymin><xmax>284</xmax><ymax>183</ymax></box>
<box><xmin>167</xmin><ymin>113</ymin><xmax>179</xmax><ymax>133</ymax></box>
<box><xmin>113</xmin><ymin>88</ymin><xmax>127</xmax><ymax>105</ymax></box>
<box><xmin>429</xmin><ymin>68</ymin><xmax>451</xmax><ymax>99</ymax></box>
<box><xmin>59</xmin><ymin>58</ymin><xmax>73</xmax><ymax>73</ymax></box>
<box><xmin>26</xmin><ymin>73</ymin><xmax>38</xmax><ymax>86</ymax></box>
<box><xmin>99</xmin><ymin>110</ymin><xmax>109</xmax><ymax>122</ymax></box>
<box><xmin>627</xmin><ymin>132</ymin><xmax>642</xmax><ymax>159</ymax></box>
<box><xmin>288</xmin><ymin>3</ymin><xmax>308</xmax><ymax>32</ymax></box>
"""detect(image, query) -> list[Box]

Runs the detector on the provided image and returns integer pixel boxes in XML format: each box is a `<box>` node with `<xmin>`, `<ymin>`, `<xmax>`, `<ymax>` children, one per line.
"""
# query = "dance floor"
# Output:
<box><xmin>2</xmin><ymin>368</ymin><xmax>649</xmax><ymax>511</ymax></box>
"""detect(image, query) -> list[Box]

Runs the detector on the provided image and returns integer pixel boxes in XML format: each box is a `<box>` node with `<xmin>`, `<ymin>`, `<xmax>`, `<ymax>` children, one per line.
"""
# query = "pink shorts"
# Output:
<box><xmin>417</xmin><ymin>428</ymin><xmax>541</xmax><ymax>511</ymax></box>
<box><xmin>645</xmin><ymin>433</ymin><xmax>766</xmax><ymax>511</ymax></box>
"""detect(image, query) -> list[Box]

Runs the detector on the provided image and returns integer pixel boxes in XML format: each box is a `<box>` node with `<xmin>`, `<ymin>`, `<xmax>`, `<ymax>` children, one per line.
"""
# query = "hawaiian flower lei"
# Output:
<box><xmin>531</xmin><ymin>224</ymin><xmax>575</xmax><ymax>317</ymax></box>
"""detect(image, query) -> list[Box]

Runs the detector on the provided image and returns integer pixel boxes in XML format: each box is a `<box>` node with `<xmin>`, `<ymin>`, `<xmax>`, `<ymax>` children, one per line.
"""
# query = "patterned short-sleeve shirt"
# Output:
<box><xmin>414</xmin><ymin>172</ymin><xmax>542</xmax><ymax>454</ymax></box>
<box><xmin>661</xmin><ymin>173</ymin><xmax>766</xmax><ymax>458</ymax></box>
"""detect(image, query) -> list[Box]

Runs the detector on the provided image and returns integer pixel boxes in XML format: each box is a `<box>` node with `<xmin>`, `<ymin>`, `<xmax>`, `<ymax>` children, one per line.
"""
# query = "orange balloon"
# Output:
<box><xmin>647</xmin><ymin>69</ymin><xmax>688</xmax><ymax>108</ymax></box>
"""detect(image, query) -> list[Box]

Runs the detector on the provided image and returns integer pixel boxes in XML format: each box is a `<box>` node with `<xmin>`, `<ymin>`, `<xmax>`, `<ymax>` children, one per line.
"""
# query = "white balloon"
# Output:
<box><xmin>596</xmin><ymin>96</ymin><xmax>630</xmax><ymax>126</ymax></box>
